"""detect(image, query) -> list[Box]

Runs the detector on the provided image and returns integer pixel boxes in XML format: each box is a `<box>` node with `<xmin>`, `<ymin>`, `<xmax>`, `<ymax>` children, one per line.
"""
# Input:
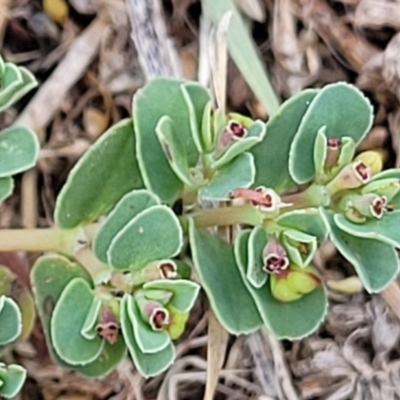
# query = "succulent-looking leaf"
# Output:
<box><xmin>126</xmin><ymin>294</ymin><xmax>171</xmax><ymax>354</ymax></box>
<box><xmin>165</xmin><ymin>305</ymin><xmax>189</xmax><ymax>339</ymax></box>
<box><xmin>31</xmin><ymin>255</ymin><xmax>126</xmax><ymax>377</ymax></box>
<box><xmin>199</xmin><ymin>152</ymin><xmax>255</xmax><ymax>200</ymax></box>
<box><xmin>156</xmin><ymin>116</ymin><xmax>193</xmax><ymax>185</ymax></box>
<box><xmin>93</xmin><ymin>190</ymin><xmax>160</xmax><ymax>263</ymax></box>
<box><xmin>281</xmin><ymin>230</ymin><xmax>317</xmax><ymax>268</ymax></box>
<box><xmin>0</xmin><ymin>177</ymin><xmax>13</xmax><ymax>203</ymax></box>
<box><xmin>108</xmin><ymin>205</ymin><xmax>183</xmax><ymax>271</ymax></box>
<box><xmin>334</xmin><ymin>211</ymin><xmax>400</xmax><ymax>249</ymax></box>
<box><xmin>0</xmin><ymin>126</ymin><xmax>39</xmax><ymax>178</ymax></box>
<box><xmin>81</xmin><ymin>297</ymin><xmax>102</xmax><ymax>340</ymax></box>
<box><xmin>276</xmin><ymin>209</ymin><xmax>328</xmax><ymax>243</ymax></box>
<box><xmin>189</xmin><ymin>220</ymin><xmax>263</xmax><ymax>334</ymax></box>
<box><xmin>250</xmin><ymin>89</ymin><xmax>318</xmax><ymax>192</ymax></box>
<box><xmin>0</xmin><ymin>265</ymin><xmax>36</xmax><ymax>340</ymax></box>
<box><xmin>181</xmin><ymin>82</ymin><xmax>212</xmax><ymax>153</ymax></box>
<box><xmin>143</xmin><ymin>279</ymin><xmax>201</xmax><ymax>313</ymax></box>
<box><xmin>0</xmin><ymin>63</ymin><xmax>37</xmax><ymax>112</ymax></box>
<box><xmin>247</xmin><ymin>226</ymin><xmax>268</xmax><ymax>288</ymax></box>
<box><xmin>289</xmin><ymin>82</ymin><xmax>373</xmax><ymax>184</ymax></box>
<box><xmin>51</xmin><ymin>278</ymin><xmax>104</xmax><ymax>365</ymax></box>
<box><xmin>313</xmin><ymin>127</ymin><xmax>327</xmax><ymax>177</ymax></box>
<box><xmin>234</xmin><ymin>230</ymin><xmax>328</xmax><ymax>339</ymax></box>
<box><xmin>368</xmin><ymin>168</ymin><xmax>400</xmax><ymax>182</ymax></box>
<box><xmin>0</xmin><ymin>296</ymin><xmax>21</xmax><ymax>345</ymax></box>
<box><xmin>120</xmin><ymin>295</ymin><xmax>175</xmax><ymax>378</ymax></box>
<box><xmin>320</xmin><ymin>209</ymin><xmax>399</xmax><ymax>292</ymax></box>
<box><xmin>134</xmin><ymin>78</ymin><xmax>208</xmax><ymax>203</ymax></box>
<box><xmin>200</xmin><ymin>101</ymin><xmax>214</xmax><ymax>152</ymax></box>
<box><xmin>0</xmin><ymin>364</ymin><xmax>26</xmax><ymax>398</ymax></box>
<box><xmin>211</xmin><ymin>120</ymin><xmax>266</xmax><ymax>170</ymax></box>
<box><xmin>54</xmin><ymin>119</ymin><xmax>143</xmax><ymax>229</ymax></box>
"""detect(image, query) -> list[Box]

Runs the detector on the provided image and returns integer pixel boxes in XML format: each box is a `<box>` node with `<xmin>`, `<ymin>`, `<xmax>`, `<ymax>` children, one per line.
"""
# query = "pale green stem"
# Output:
<box><xmin>0</xmin><ymin>228</ymin><xmax>79</xmax><ymax>256</ymax></box>
<box><xmin>190</xmin><ymin>203</ymin><xmax>264</xmax><ymax>228</ymax></box>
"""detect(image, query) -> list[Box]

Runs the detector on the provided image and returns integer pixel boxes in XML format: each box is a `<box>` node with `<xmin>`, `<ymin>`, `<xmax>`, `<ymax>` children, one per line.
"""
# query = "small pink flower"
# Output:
<box><xmin>263</xmin><ymin>236</ymin><xmax>289</xmax><ymax>276</ymax></box>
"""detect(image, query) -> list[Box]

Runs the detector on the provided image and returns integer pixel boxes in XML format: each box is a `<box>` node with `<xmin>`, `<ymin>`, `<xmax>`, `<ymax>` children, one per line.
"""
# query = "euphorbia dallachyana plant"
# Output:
<box><xmin>2</xmin><ymin>74</ymin><xmax>400</xmax><ymax>381</ymax></box>
<box><xmin>0</xmin><ymin>54</ymin><xmax>38</xmax><ymax>398</ymax></box>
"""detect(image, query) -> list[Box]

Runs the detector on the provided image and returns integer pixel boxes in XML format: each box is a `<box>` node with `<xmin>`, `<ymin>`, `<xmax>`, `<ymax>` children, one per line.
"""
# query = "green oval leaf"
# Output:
<box><xmin>189</xmin><ymin>220</ymin><xmax>263</xmax><ymax>334</ymax></box>
<box><xmin>31</xmin><ymin>255</ymin><xmax>126</xmax><ymax>377</ymax></box>
<box><xmin>127</xmin><ymin>294</ymin><xmax>171</xmax><ymax>354</ymax></box>
<box><xmin>93</xmin><ymin>190</ymin><xmax>160</xmax><ymax>263</ymax></box>
<box><xmin>276</xmin><ymin>209</ymin><xmax>328</xmax><ymax>243</ymax></box>
<box><xmin>234</xmin><ymin>230</ymin><xmax>328</xmax><ymax>339</ymax></box>
<box><xmin>320</xmin><ymin>209</ymin><xmax>399</xmax><ymax>292</ymax></box>
<box><xmin>134</xmin><ymin>78</ymin><xmax>208</xmax><ymax>203</ymax></box>
<box><xmin>250</xmin><ymin>89</ymin><xmax>318</xmax><ymax>192</ymax></box>
<box><xmin>0</xmin><ymin>364</ymin><xmax>26</xmax><ymax>399</ymax></box>
<box><xmin>199</xmin><ymin>152</ymin><xmax>255</xmax><ymax>201</ymax></box>
<box><xmin>289</xmin><ymin>82</ymin><xmax>373</xmax><ymax>184</ymax></box>
<box><xmin>0</xmin><ymin>296</ymin><xmax>21</xmax><ymax>345</ymax></box>
<box><xmin>156</xmin><ymin>116</ymin><xmax>193</xmax><ymax>185</ymax></box>
<box><xmin>120</xmin><ymin>295</ymin><xmax>175</xmax><ymax>378</ymax></box>
<box><xmin>143</xmin><ymin>279</ymin><xmax>200</xmax><ymax>313</ymax></box>
<box><xmin>51</xmin><ymin>278</ymin><xmax>104</xmax><ymax>365</ymax></box>
<box><xmin>247</xmin><ymin>226</ymin><xmax>268</xmax><ymax>288</ymax></box>
<box><xmin>334</xmin><ymin>211</ymin><xmax>400</xmax><ymax>249</ymax></box>
<box><xmin>54</xmin><ymin>119</ymin><xmax>143</xmax><ymax>229</ymax></box>
<box><xmin>0</xmin><ymin>63</ymin><xmax>37</xmax><ymax>112</ymax></box>
<box><xmin>108</xmin><ymin>205</ymin><xmax>183</xmax><ymax>271</ymax></box>
<box><xmin>0</xmin><ymin>126</ymin><xmax>39</xmax><ymax>178</ymax></box>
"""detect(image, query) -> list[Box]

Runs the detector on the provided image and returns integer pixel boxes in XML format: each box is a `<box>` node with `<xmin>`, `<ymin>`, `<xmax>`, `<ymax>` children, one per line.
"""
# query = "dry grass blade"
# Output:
<box><xmin>210</xmin><ymin>11</ymin><xmax>231</xmax><ymax>112</ymax></box>
<box><xmin>380</xmin><ymin>281</ymin><xmax>400</xmax><ymax>322</ymax></box>
<box><xmin>125</xmin><ymin>0</ymin><xmax>180</xmax><ymax>79</ymax></box>
<box><xmin>355</xmin><ymin>0</ymin><xmax>400</xmax><ymax>31</ymax></box>
<box><xmin>234</xmin><ymin>0</ymin><xmax>265</xmax><ymax>22</ymax></box>
<box><xmin>203</xmin><ymin>310</ymin><xmax>229</xmax><ymax>400</ymax></box>
<box><xmin>202</xmin><ymin>0</ymin><xmax>280</xmax><ymax>116</ymax></box>
<box><xmin>302</xmin><ymin>0</ymin><xmax>380</xmax><ymax>72</ymax></box>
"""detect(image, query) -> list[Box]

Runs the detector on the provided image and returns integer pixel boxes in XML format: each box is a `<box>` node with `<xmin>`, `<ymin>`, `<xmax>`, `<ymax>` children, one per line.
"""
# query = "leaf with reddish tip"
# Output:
<box><xmin>234</xmin><ymin>230</ymin><xmax>328</xmax><ymax>340</ymax></box>
<box><xmin>120</xmin><ymin>295</ymin><xmax>175</xmax><ymax>378</ymax></box>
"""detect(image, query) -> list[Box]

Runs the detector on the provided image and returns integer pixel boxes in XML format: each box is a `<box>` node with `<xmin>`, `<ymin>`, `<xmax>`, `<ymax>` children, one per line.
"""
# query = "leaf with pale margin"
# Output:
<box><xmin>189</xmin><ymin>220</ymin><xmax>263</xmax><ymax>334</ymax></box>
<box><xmin>0</xmin><ymin>63</ymin><xmax>37</xmax><ymax>112</ymax></box>
<box><xmin>93</xmin><ymin>190</ymin><xmax>160</xmax><ymax>263</ymax></box>
<box><xmin>156</xmin><ymin>116</ymin><xmax>193</xmax><ymax>185</ymax></box>
<box><xmin>276</xmin><ymin>209</ymin><xmax>328</xmax><ymax>243</ymax></box>
<box><xmin>0</xmin><ymin>296</ymin><xmax>21</xmax><ymax>345</ymax></box>
<box><xmin>108</xmin><ymin>205</ymin><xmax>183</xmax><ymax>271</ymax></box>
<box><xmin>0</xmin><ymin>126</ymin><xmax>39</xmax><ymax>178</ymax></box>
<box><xmin>134</xmin><ymin>78</ymin><xmax>208</xmax><ymax>203</ymax></box>
<box><xmin>234</xmin><ymin>230</ymin><xmax>328</xmax><ymax>339</ymax></box>
<box><xmin>334</xmin><ymin>211</ymin><xmax>400</xmax><ymax>249</ymax></box>
<box><xmin>211</xmin><ymin>120</ymin><xmax>266</xmax><ymax>170</ymax></box>
<box><xmin>143</xmin><ymin>279</ymin><xmax>201</xmax><ymax>313</ymax></box>
<box><xmin>290</xmin><ymin>82</ymin><xmax>373</xmax><ymax>184</ymax></box>
<box><xmin>247</xmin><ymin>226</ymin><xmax>268</xmax><ymax>288</ymax></box>
<box><xmin>0</xmin><ymin>364</ymin><xmax>26</xmax><ymax>399</ymax></box>
<box><xmin>181</xmin><ymin>82</ymin><xmax>211</xmax><ymax>153</ymax></box>
<box><xmin>320</xmin><ymin>209</ymin><xmax>399</xmax><ymax>292</ymax></box>
<box><xmin>251</xmin><ymin>90</ymin><xmax>318</xmax><ymax>192</ymax></box>
<box><xmin>120</xmin><ymin>295</ymin><xmax>175</xmax><ymax>378</ymax></box>
<box><xmin>0</xmin><ymin>177</ymin><xmax>13</xmax><ymax>204</ymax></box>
<box><xmin>31</xmin><ymin>255</ymin><xmax>126</xmax><ymax>377</ymax></box>
<box><xmin>51</xmin><ymin>278</ymin><xmax>104</xmax><ymax>365</ymax></box>
<box><xmin>281</xmin><ymin>229</ymin><xmax>317</xmax><ymax>268</ymax></box>
<box><xmin>127</xmin><ymin>294</ymin><xmax>171</xmax><ymax>354</ymax></box>
<box><xmin>55</xmin><ymin>119</ymin><xmax>143</xmax><ymax>228</ymax></box>
<box><xmin>199</xmin><ymin>152</ymin><xmax>255</xmax><ymax>200</ymax></box>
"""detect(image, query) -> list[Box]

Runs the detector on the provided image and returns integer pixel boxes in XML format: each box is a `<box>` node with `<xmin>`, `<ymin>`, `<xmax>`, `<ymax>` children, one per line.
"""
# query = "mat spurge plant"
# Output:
<box><xmin>2</xmin><ymin>76</ymin><xmax>400</xmax><ymax>381</ymax></box>
<box><xmin>0</xmin><ymin>54</ymin><xmax>38</xmax><ymax>398</ymax></box>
